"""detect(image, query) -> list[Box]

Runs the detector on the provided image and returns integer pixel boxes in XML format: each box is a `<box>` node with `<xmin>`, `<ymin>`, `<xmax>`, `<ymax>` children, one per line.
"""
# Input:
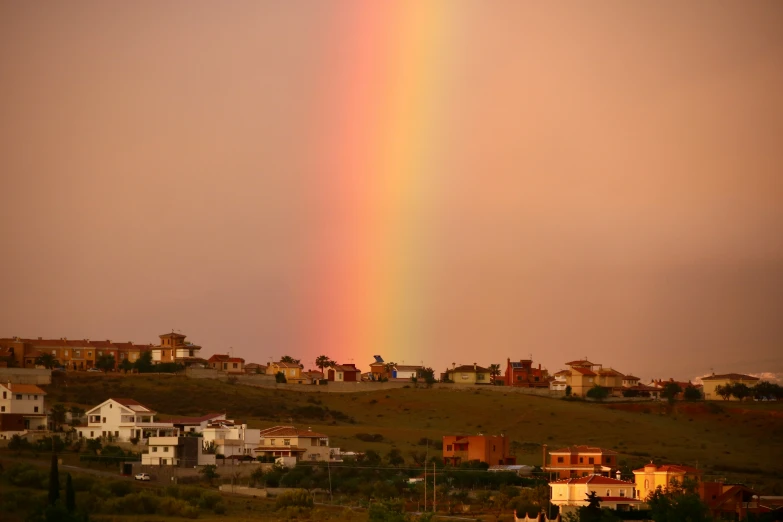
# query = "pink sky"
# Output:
<box><xmin>1</xmin><ymin>2</ymin><xmax>782</xmax><ymax>381</ymax></box>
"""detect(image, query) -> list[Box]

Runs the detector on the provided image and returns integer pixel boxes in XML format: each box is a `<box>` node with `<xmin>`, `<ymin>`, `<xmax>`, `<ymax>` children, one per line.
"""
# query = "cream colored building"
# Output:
<box><xmin>445</xmin><ymin>364</ymin><xmax>491</xmax><ymax>384</ymax></box>
<box><xmin>550</xmin><ymin>474</ymin><xmax>641</xmax><ymax>514</ymax></box>
<box><xmin>267</xmin><ymin>361</ymin><xmax>305</xmax><ymax>384</ymax></box>
<box><xmin>255</xmin><ymin>426</ymin><xmax>332</xmax><ymax>462</ymax></box>
<box><xmin>701</xmin><ymin>373</ymin><xmax>759</xmax><ymax>400</ymax></box>
<box><xmin>633</xmin><ymin>463</ymin><xmax>702</xmax><ymax>501</ymax></box>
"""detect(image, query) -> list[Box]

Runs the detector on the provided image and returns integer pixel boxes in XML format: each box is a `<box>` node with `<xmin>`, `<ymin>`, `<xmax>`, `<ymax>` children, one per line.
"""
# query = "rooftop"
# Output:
<box><xmin>550</xmin><ymin>474</ymin><xmax>634</xmax><ymax>486</ymax></box>
<box><xmin>1</xmin><ymin>383</ymin><xmax>46</xmax><ymax>395</ymax></box>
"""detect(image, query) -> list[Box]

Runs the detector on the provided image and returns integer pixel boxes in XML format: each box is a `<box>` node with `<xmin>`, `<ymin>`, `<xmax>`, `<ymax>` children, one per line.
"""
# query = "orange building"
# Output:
<box><xmin>503</xmin><ymin>358</ymin><xmax>549</xmax><ymax>387</ymax></box>
<box><xmin>442</xmin><ymin>434</ymin><xmax>515</xmax><ymax>466</ymax></box>
<box><xmin>544</xmin><ymin>445</ymin><xmax>618</xmax><ymax>479</ymax></box>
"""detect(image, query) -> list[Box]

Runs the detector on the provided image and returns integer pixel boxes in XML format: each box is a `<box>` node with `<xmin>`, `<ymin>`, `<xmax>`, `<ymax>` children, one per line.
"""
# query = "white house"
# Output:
<box><xmin>550</xmin><ymin>371</ymin><xmax>568</xmax><ymax>391</ymax></box>
<box><xmin>76</xmin><ymin>398</ymin><xmax>177</xmax><ymax>442</ymax></box>
<box><xmin>550</xmin><ymin>474</ymin><xmax>641</xmax><ymax>515</ymax></box>
<box><xmin>169</xmin><ymin>413</ymin><xmax>226</xmax><ymax>435</ymax></box>
<box><xmin>202</xmin><ymin>420</ymin><xmax>260</xmax><ymax>458</ymax></box>
<box><xmin>142</xmin><ymin>435</ymin><xmax>216</xmax><ymax>467</ymax></box>
<box><xmin>0</xmin><ymin>382</ymin><xmax>48</xmax><ymax>437</ymax></box>
<box><xmin>255</xmin><ymin>426</ymin><xmax>332</xmax><ymax>462</ymax></box>
<box><xmin>392</xmin><ymin>365</ymin><xmax>423</xmax><ymax>380</ymax></box>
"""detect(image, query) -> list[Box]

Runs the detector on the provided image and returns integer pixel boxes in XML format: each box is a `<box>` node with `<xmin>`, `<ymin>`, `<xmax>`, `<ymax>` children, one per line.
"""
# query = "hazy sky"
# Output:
<box><xmin>1</xmin><ymin>2</ymin><xmax>782</xmax><ymax>381</ymax></box>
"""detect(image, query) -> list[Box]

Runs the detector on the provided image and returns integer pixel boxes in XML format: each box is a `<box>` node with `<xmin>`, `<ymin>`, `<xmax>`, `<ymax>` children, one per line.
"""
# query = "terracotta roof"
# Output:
<box><xmin>572</xmin><ymin>367</ymin><xmax>597</xmax><ymax>376</ymax></box>
<box><xmin>554</xmin><ymin>370</ymin><xmax>571</xmax><ymax>377</ymax></box>
<box><xmin>259</xmin><ymin>426</ymin><xmax>328</xmax><ymax>438</ymax></box>
<box><xmin>566</xmin><ymin>359</ymin><xmax>594</xmax><ymax>366</ymax></box>
<box><xmin>550</xmin><ymin>445</ymin><xmax>617</xmax><ymax>455</ymax></box>
<box><xmin>272</xmin><ymin>362</ymin><xmax>301</xmax><ymax>369</ymax></box>
<box><xmin>331</xmin><ymin>364</ymin><xmax>360</xmax><ymax>372</ymax></box>
<box><xmin>451</xmin><ymin>364</ymin><xmax>489</xmax><ymax>373</ymax></box>
<box><xmin>168</xmin><ymin>413</ymin><xmax>225</xmax><ymax>424</ymax></box>
<box><xmin>623</xmin><ymin>375</ymin><xmax>640</xmax><ymax>380</ymax></box>
<box><xmin>111</xmin><ymin>398</ymin><xmax>155</xmax><ymax>413</ymax></box>
<box><xmin>1</xmin><ymin>383</ymin><xmax>46</xmax><ymax>395</ymax></box>
<box><xmin>550</xmin><ymin>474</ymin><xmax>634</xmax><ymax>485</ymax></box>
<box><xmin>633</xmin><ymin>464</ymin><xmax>702</xmax><ymax>474</ymax></box>
<box><xmin>701</xmin><ymin>373</ymin><xmax>759</xmax><ymax>381</ymax></box>
<box><xmin>208</xmin><ymin>354</ymin><xmax>231</xmax><ymax>362</ymax></box>
<box><xmin>598</xmin><ymin>368</ymin><xmax>624</xmax><ymax>377</ymax></box>
<box><xmin>159</xmin><ymin>332</ymin><xmax>186</xmax><ymax>338</ymax></box>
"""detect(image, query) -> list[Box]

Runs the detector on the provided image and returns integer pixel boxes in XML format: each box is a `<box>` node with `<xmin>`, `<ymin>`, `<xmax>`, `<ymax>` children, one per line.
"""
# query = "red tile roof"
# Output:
<box><xmin>633</xmin><ymin>464</ymin><xmax>702</xmax><ymax>474</ymax></box>
<box><xmin>1</xmin><ymin>383</ymin><xmax>46</xmax><ymax>395</ymax></box>
<box><xmin>566</xmin><ymin>359</ymin><xmax>594</xmax><ymax>366</ymax></box>
<box><xmin>572</xmin><ymin>367</ymin><xmax>597</xmax><ymax>376</ymax></box>
<box><xmin>259</xmin><ymin>426</ymin><xmax>328</xmax><ymax>438</ymax></box>
<box><xmin>623</xmin><ymin>375</ymin><xmax>640</xmax><ymax>380</ymax></box>
<box><xmin>451</xmin><ymin>364</ymin><xmax>489</xmax><ymax>373</ymax></box>
<box><xmin>550</xmin><ymin>445</ymin><xmax>617</xmax><ymax>455</ymax></box>
<box><xmin>550</xmin><ymin>475</ymin><xmax>634</xmax><ymax>485</ymax></box>
<box><xmin>598</xmin><ymin>368</ymin><xmax>624</xmax><ymax>377</ymax></box>
<box><xmin>701</xmin><ymin>373</ymin><xmax>759</xmax><ymax>381</ymax></box>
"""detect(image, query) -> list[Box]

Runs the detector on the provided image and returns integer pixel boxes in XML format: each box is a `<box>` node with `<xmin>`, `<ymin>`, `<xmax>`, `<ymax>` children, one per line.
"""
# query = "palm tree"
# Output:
<box><xmin>488</xmin><ymin>364</ymin><xmax>501</xmax><ymax>384</ymax></box>
<box><xmin>384</xmin><ymin>362</ymin><xmax>397</xmax><ymax>379</ymax></box>
<box><xmin>280</xmin><ymin>355</ymin><xmax>300</xmax><ymax>364</ymax></box>
<box><xmin>315</xmin><ymin>355</ymin><xmax>332</xmax><ymax>375</ymax></box>
<box><xmin>35</xmin><ymin>353</ymin><xmax>59</xmax><ymax>370</ymax></box>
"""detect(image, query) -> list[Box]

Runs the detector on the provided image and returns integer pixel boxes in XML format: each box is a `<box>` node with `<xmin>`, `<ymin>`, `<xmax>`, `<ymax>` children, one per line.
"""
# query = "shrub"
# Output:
<box><xmin>108</xmin><ymin>480</ymin><xmax>133</xmax><ymax>497</ymax></box>
<box><xmin>355</xmin><ymin>433</ymin><xmax>384</xmax><ymax>442</ymax></box>
<box><xmin>199</xmin><ymin>491</ymin><xmax>222</xmax><ymax>510</ymax></box>
<box><xmin>275</xmin><ymin>489</ymin><xmax>314</xmax><ymax>510</ymax></box>
<box><xmin>213</xmin><ymin>502</ymin><xmax>227</xmax><ymax>514</ymax></box>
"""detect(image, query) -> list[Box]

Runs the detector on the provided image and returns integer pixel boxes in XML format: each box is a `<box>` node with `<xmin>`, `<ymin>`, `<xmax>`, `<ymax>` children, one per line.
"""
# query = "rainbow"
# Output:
<box><xmin>305</xmin><ymin>3</ymin><xmax>454</xmax><ymax>369</ymax></box>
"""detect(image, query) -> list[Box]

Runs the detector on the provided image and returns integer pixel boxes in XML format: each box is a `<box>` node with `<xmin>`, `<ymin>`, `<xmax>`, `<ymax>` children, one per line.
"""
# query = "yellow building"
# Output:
<box><xmin>550</xmin><ymin>475</ymin><xmax>641</xmax><ymax>514</ymax></box>
<box><xmin>633</xmin><ymin>463</ymin><xmax>702</xmax><ymax>501</ymax></box>
<box><xmin>701</xmin><ymin>373</ymin><xmax>760</xmax><ymax>400</ymax></box>
<box><xmin>267</xmin><ymin>361</ymin><xmax>305</xmax><ymax>384</ymax></box>
<box><xmin>445</xmin><ymin>364</ymin><xmax>491</xmax><ymax>384</ymax></box>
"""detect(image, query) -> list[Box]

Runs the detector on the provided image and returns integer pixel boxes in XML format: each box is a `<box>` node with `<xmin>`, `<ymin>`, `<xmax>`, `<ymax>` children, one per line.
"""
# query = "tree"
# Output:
<box><xmin>647</xmin><ymin>485</ymin><xmax>711</xmax><ymax>522</ymax></box>
<box><xmin>280</xmin><ymin>355</ymin><xmax>300</xmax><ymax>364</ymax></box>
<box><xmin>565</xmin><ymin>385</ymin><xmax>572</xmax><ymax>397</ymax></box>
<box><xmin>384</xmin><ymin>362</ymin><xmax>397</xmax><ymax>377</ymax></box>
<box><xmin>133</xmin><ymin>351</ymin><xmax>154</xmax><ymax>373</ymax></box>
<box><xmin>661</xmin><ymin>382</ymin><xmax>683</xmax><ymax>405</ymax></box>
<box><xmin>683</xmin><ymin>386</ymin><xmax>702</xmax><ymax>401</ymax></box>
<box><xmin>95</xmin><ymin>354</ymin><xmax>116</xmax><ymax>372</ymax></box>
<box><xmin>488</xmin><ymin>364</ymin><xmax>502</xmax><ymax>384</ymax></box>
<box><xmin>715</xmin><ymin>384</ymin><xmax>733</xmax><ymax>401</ymax></box>
<box><xmin>586</xmin><ymin>385</ymin><xmax>609</xmax><ymax>401</ymax></box>
<box><xmin>752</xmin><ymin>381</ymin><xmax>782</xmax><ymax>401</ymax></box>
<box><xmin>50</xmin><ymin>404</ymin><xmax>67</xmax><ymax>431</ymax></box>
<box><xmin>730</xmin><ymin>382</ymin><xmax>751</xmax><ymax>401</ymax></box>
<box><xmin>68</xmin><ymin>406</ymin><xmax>85</xmax><ymax>427</ymax></box>
<box><xmin>65</xmin><ymin>473</ymin><xmax>76</xmax><ymax>512</ymax></box>
<box><xmin>200</xmin><ymin>464</ymin><xmax>220</xmax><ymax>484</ymax></box>
<box><xmin>386</xmin><ymin>448</ymin><xmax>404</xmax><ymax>467</ymax></box>
<box><xmin>275</xmin><ymin>371</ymin><xmax>287</xmax><ymax>383</ymax></box>
<box><xmin>119</xmin><ymin>358</ymin><xmax>134</xmax><ymax>373</ymax></box>
<box><xmin>85</xmin><ymin>438</ymin><xmax>102</xmax><ymax>454</ymax></box>
<box><xmin>35</xmin><ymin>353</ymin><xmax>59</xmax><ymax>370</ymax></box>
<box><xmin>364</xmin><ymin>450</ymin><xmax>382</xmax><ymax>466</ymax></box>
<box><xmin>49</xmin><ymin>452</ymin><xmax>60</xmax><ymax>505</ymax></box>
<box><xmin>419</xmin><ymin>367</ymin><xmax>436</xmax><ymax>385</ymax></box>
<box><xmin>315</xmin><ymin>355</ymin><xmax>332</xmax><ymax>374</ymax></box>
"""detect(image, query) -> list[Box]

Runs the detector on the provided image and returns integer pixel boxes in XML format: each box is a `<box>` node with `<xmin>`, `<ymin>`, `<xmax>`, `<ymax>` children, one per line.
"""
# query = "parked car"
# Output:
<box><xmin>134</xmin><ymin>473</ymin><xmax>151</xmax><ymax>481</ymax></box>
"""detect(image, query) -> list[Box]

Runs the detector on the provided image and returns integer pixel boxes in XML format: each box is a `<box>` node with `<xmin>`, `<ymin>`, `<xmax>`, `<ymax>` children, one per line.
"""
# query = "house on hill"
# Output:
<box><xmin>267</xmin><ymin>361</ymin><xmax>305</xmax><ymax>384</ymax></box>
<box><xmin>254</xmin><ymin>426</ymin><xmax>332</xmax><ymax>462</ymax></box>
<box><xmin>207</xmin><ymin>353</ymin><xmax>245</xmax><ymax>373</ymax></box>
<box><xmin>445</xmin><ymin>363</ymin><xmax>491</xmax><ymax>384</ymax></box>
<box><xmin>503</xmin><ymin>358</ymin><xmax>549</xmax><ymax>387</ymax></box>
<box><xmin>550</xmin><ymin>475</ymin><xmax>641</xmax><ymax>514</ymax></box>
<box><xmin>328</xmin><ymin>363</ymin><xmax>361</xmax><ymax>382</ymax></box>
<box><xmin>152</xmin><ymin>332</ymin><xmax>204</xmax><ymax>367</ymax></box>
<box><xmin>442</xmin><ymin>434</ymin><xmax>515</xmax><ymax>466</ymax></box>
<box><xmin>75</xmin><ymin>398</ymin><xmax>177</xmax><ymax>442</ymax></box>
<box><xmin>391</xmin><ymin>364</ymin><xmax>423</xmax><ymax>380</ymax></box>
<box><xmin>701</xmin><ymin>373</ymin><xmax>760</xmax><ymax>400</ymax></box>
<box><xmin>0</xmin><ymin>382</ymin><xmax>48</xmax><ymax>437</ymax></box>
<box><xmin>544</xmin><ymin>445</ymin><xmax>618</xmax><ymax>479</ymax></box>
<box><xmin>633</xmin><ymin>462</ymin><xmax>702</xmax><ymax>500</ymax></box>
<box><xmin>368</xmin><ymin>356</ymin><xmax>388</xmax><ymax>381</ymax></box>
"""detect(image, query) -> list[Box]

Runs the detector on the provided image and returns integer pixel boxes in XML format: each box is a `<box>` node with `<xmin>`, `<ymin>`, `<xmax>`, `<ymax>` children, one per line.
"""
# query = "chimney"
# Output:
<box><xmin>473</xmin><ymin>362</ymin><xmax>477</xmax><ymax>371</ymax></box>
<box><xmin>616</xmin><ymin>470</ymin><xmax>622</xmax><ymax>480</ymax></box>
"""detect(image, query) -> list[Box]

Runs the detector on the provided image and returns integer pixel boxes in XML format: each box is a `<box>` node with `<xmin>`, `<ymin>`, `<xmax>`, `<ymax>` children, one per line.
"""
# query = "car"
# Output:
<box><xmin>134</xmin><ymin>473</ymin><xmax>151</xmax><ymax>481</ymax></box>
<box><xmin>87</xmin><ymin>368</ymin><xmax>102</xmax><ymax>372</ymax></box>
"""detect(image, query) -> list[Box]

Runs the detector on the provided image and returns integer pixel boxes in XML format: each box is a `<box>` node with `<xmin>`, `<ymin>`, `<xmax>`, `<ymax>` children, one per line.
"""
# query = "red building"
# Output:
<box><xmin>544</xmin><ymin>445</ymin><xmax>618</xmax><ymax>479</ymax></box>
<box><xmin>504</xmin><ymin>358</ymin><xmax>549</xmax><ymax>387</ymax></box>
<box><xmin>442</xmin><ymin>434</ymin><xmax>516</xmax><ymax>466</ymax></box>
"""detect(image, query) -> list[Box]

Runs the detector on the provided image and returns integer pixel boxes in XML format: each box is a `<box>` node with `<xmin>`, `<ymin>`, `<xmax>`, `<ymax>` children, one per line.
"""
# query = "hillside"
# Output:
<box><xmin>43</xmin><ymin>373</ymin><xmax>783</xmax><ymax>492</ymax></box>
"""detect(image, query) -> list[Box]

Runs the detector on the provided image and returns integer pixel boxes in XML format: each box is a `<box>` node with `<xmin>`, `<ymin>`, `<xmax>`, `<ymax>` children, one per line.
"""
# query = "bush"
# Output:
<box><xmin>355</xmin><ymin>433</ymin><xmax>384</xmax><ymax>442</ymax></box>
<box><xmin>213</xmin><ymin>502</ymin><xmax>227</xmax><ymax>514</ymax></box>
<box><xmin>199</xmin><ymin>491</ymin><xmax>222</xmax><ymax>510</ymax></box>
<box><xmin>108</xmin><ymin>480</ymin><xmax>133</xmax><ymax>497</ymax></box>
<box><xmin>275</xmin><ymin>489</ymin><xmax>314</xmax><ymax>510</ymax></box>
<box><xmin>586</xmin><ymin>385</ymin><xmax>609</xmax><ymax>401</ymax></box>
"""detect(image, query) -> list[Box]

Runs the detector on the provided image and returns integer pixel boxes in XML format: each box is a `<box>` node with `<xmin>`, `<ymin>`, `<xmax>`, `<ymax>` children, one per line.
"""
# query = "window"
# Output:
<box><xmin>88</xmin><ymin>352</ymin><xmax>92</xmax><ymax>357</ymax></box>
<box><xmin>75</xmin><ymin>350</ymin><xmax>80</xmax><ymax>357</ymax></box>
<box><xmin>605</xmin><ymin>457</ymin><xmax>611</xmax><ymax>463</ymax></box>
<box><xmin>557</xmin><ymin>456</ymin><xmax>564</xmax><ymax>463</ymax></box>
<box><xmin>290</xmin><ymin>369</ymin><xmax>295</xmax><ymax>376</ymax></box>
<box><xmin>588</xmin><ymin>457</ymin><xmax>594</xmax><ymax>464</ymax></box>
<box><xmin>270</xmin><ymin>439</ymin><xmax>275</xmax><ymax>446</ymax></box>
<box><xmin>164</xmin><ymin>447</ymin><xmax>169</xmax><ymax>452</ymax></box>
<box><xmin>1</xmin><ymin>406</ymin><xmax>4</xmax><ymax>412</ymax></box>
<box><xmin>606</xmin><ymin>489</ymin><xmax>611</xmax><ymax>497</ymax></box>
<box><xmin>477</xmin><ymin>373</ymin><xmax>485</xmax><ymax>380</ymax></box>
<box><xmin>1</xmin><ymin>392</ymin><xmax>5</xmax><ymax>399</ymax></box>
<box><xmin>579</xmin><ymin>457</ymin><xmax>584</xmax><ymax>463</ymax></box>
<box><xmin>103</xmin><ymin>417</ymin><xmax>106</xmax><ymax>423</ymax></box>
<box><xmin>447</xmin><ymin>445</ymin><xmax>453</xmax><ymax>451</ymax></box>
<box><xmin>34</xmin><ymin>395</ymin><xmax>38</xmax><ymax>400</ymax></box>
<box><xmin>620</xmin><ymin>489</ymin><xmax>626</xmax><ymax>497</ymax></box>
<box><xmin>233</xmin><ymin>363</ymin><xmax>238</xmax><ymax>369</ymax></box>
<box><xmin>34</xmin><ymin>406</ymin><xmax>39</xmax><ymax>412</ymax></box>
<box><xmin>284</xmin><ymin>439</ymin><xmax>290</xmax><ymax>446</ymax></box>
<box><xmin>162</xmin><ymin>459</ymin><xmax>167</xmax><ymax>465</ymax></box>
<box><xmin>16</xmin><ymin>394</ymin><xmax>22</xmax><ymax>400</ymax></box>
<box><xmin>493</xmin><ymin>445</ymin><xmax>496</xmax><ymax>451</ymax></box>
<box><xmin>223</xmin><ymin>363</ymin><xmax>227</xmax><ymax>370</ymax></box>
<box><xmin>115</xmin><ymin>431</ymin><xmax>119</xmax><ymax>437</ymax></box>
<box><xmin>153</xmin><ymin>447</ymin><xmax>158</xmax><ymax>452</ymax></box>
<box><xmin>64</xmin><ymin>351</ymin><xmax>68</xmax><ymax>357</ymax></box>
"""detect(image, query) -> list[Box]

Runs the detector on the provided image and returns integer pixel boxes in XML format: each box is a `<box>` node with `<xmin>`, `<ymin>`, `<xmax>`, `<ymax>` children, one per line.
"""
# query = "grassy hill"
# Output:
<box><xmin>43</xmin><ymin>373</ymin><xmax>783</xmax><ymax>492</ymax></box>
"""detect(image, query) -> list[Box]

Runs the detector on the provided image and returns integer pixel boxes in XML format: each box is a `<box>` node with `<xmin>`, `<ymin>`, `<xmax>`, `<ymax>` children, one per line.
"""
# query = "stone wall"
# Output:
<box><xmin>0</xmin><ymin>368</ymin><xmax>52</xmax><ymax>385</ymax></box>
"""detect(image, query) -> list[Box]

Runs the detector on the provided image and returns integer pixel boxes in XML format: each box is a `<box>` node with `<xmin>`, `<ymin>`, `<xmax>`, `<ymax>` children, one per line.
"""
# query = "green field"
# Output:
<box><xmin>42</xmin><ymin>373</ymin><xmax>783</xmax><ymax>491</ymax></box>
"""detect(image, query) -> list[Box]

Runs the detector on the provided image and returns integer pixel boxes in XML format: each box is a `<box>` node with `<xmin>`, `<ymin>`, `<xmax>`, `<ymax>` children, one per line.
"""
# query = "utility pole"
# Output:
<box><xmin>433</xmin><ymin>462</ymin><xmax>436</xmax><ymax>513</ymax></box>
<box><xmin>327</xmin><ymin>458</ymin><xmax>333</xmax><ymax>503</ymax></box>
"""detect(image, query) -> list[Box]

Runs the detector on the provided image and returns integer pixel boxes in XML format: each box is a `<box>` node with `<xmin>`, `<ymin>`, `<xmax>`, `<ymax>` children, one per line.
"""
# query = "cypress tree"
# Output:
<box><xmin>66</xmin><ymin>472</ymin><xmax>76</xmax><ymax>512</ymax></box>
<box><xmin>49</xmin><ymin>452</ymin><xmax>60</xmax><ymax>505</ymax></box>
